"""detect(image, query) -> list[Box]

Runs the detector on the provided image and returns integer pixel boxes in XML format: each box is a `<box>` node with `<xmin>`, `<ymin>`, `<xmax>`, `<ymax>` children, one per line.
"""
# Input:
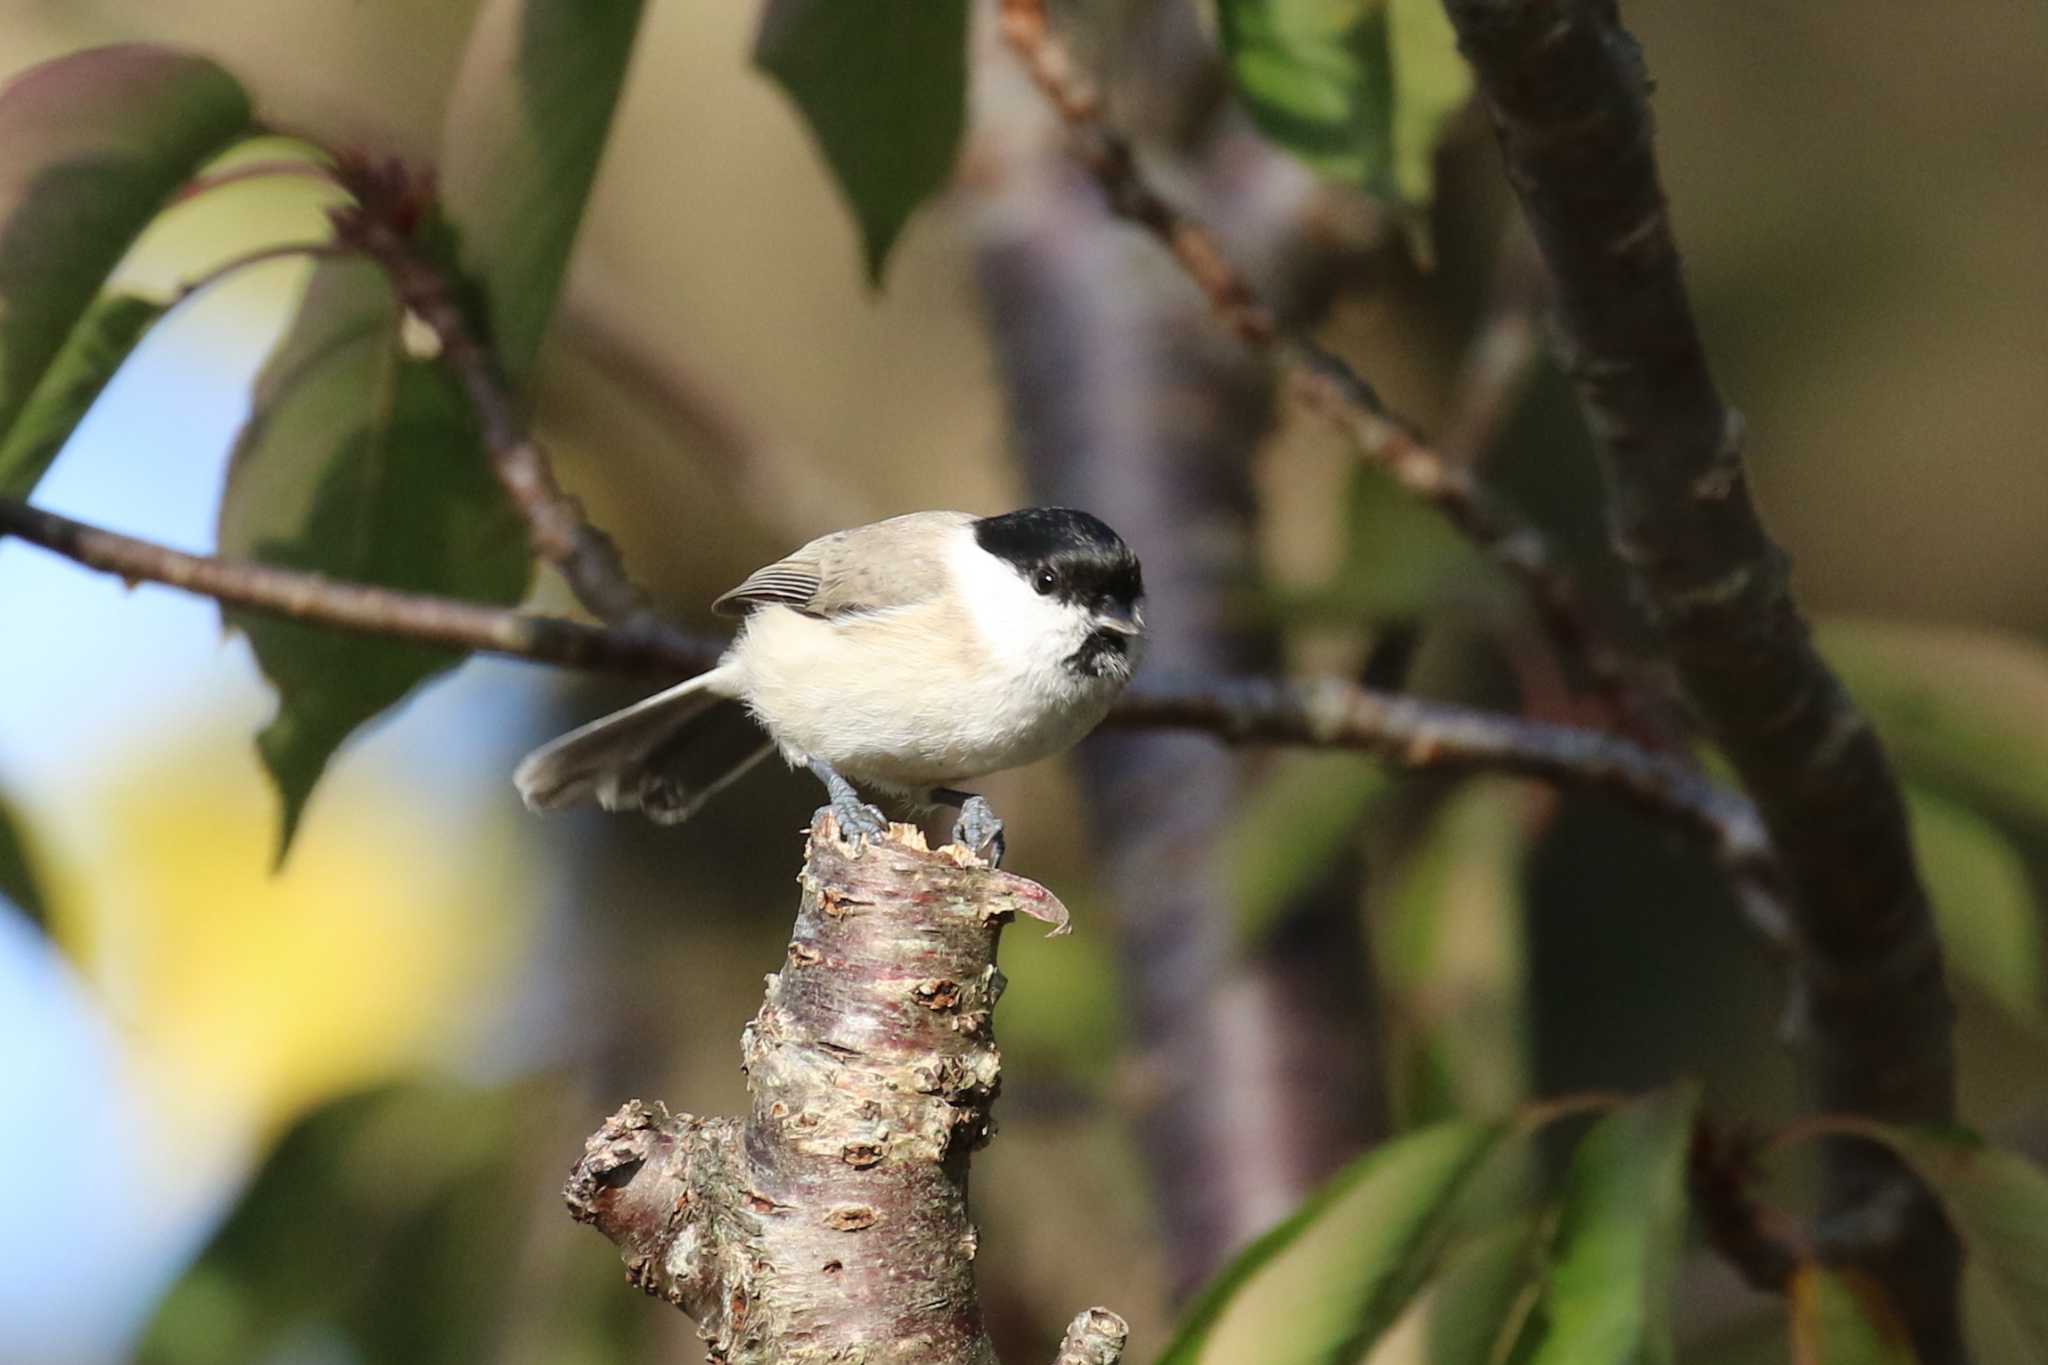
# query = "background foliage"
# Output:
<box><xmin>1</xmin><ymin>0</ymin><xmax>2046</xmax><ymax>1362</ymax></box>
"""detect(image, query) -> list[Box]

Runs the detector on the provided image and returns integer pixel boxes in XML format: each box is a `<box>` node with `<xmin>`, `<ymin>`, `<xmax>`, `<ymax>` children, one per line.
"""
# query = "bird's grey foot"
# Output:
<box><xmin>934</xmin><ymin>788</ymin><xmax>1005</xmax><ymax>866</ymax></box>
<box><xmin>808</xmin><ymin>758</ymin><xmax>887</xmax><ymax>846</ymax></box>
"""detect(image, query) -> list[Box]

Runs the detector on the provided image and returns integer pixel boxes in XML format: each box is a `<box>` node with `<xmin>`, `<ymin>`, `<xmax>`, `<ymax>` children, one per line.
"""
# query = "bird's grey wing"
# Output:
<box><xmin>712</xmin><ymin>513</ymin><xmax>970</xmax><ymax>618</ymax></box>
<box><xmin>711</xmin><ymin>554</ymin><xmax>822</xmax><ymax>616</ymax></box>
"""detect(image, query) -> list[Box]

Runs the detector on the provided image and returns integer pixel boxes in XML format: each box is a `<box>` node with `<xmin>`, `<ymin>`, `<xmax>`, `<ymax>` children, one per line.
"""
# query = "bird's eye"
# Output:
<box><xmin>1033</xmin><ymin>567</ymin><xmax>1058</xmax><ymax>595</ymax></box>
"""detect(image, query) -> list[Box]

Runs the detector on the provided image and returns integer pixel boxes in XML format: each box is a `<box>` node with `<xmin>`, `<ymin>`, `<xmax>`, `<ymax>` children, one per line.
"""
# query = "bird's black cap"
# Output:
<box><xmin>973</xmin><ymin>507</ymin><xmax>1143</xmax><ymax>610</ymax></box>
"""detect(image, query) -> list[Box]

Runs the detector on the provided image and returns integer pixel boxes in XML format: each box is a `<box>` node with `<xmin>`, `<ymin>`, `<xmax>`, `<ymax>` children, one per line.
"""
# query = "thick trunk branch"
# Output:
<box><xmin>993</xmin><ymin>0</ymin><xmax>1660</xmax><ymax>736</ymax></box>
<box><xmin>564</xmin><ymin>816</ymin><xmax>1116</xmax><ymax>1364</ymax></box>
<box><xmin>1438</xmin><ymin>0</ymin><xmax>1959</xmax><ymax>1354</ymax></box>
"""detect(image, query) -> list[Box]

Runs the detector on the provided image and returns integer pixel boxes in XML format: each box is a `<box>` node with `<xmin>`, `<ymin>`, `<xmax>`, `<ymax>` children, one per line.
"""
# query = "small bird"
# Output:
<box><xmin>514</xmin><ymin>508</ymin><xmax>1146</xmax><ymax>863</ymax></box>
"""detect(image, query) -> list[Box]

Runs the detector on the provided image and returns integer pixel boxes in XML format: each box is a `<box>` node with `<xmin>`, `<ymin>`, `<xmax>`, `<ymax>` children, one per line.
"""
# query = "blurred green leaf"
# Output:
<box><xmin>0</xmin><ymin>788</ymin><xmax>48</xmax><ymax>929</ymax></box>
<box><xmin>0</xmin><ymin>291</ymin><xmax>165</xmax><ymax>498</ymax></box>
<box><xmin>1158</xmin><ymin>1119</ymin><xmax>1505</xmax><ymax>1365</ymax></box>
<box><xmin>1789</xmin><ymin>1265</ymin><xmax>1918</xmax><ymax>1365</ymax></box>
<box><xmin>754</xmin><ymin>0</ymin><xmax>968</xmax><ymax>283</ymax></box>
<box><xmin>1386</xmin><ymin>0</ymin><xmax>1475</xmax><ymax>207</ymax></box>
<box><xmin>1525</xmin><ymin>1083</ymin><xmax>1701</xmax><ymax>1365</ymax></box>
<box><xmin>1217</xmin><ymin>0</ymin><xmax>1470</xmax><ymax>206</ymax></box>
<box><xmin>1270</xmin><ymin>461</ymin><xmax>1488</xmax><ymax>626</ymax></box>
<box><xmin>0</xmin><ymin>45</ymin><xmax>247</xmax><ymax>491</ymax></box>
<box><xmin>1397</xmin><ymin>1219</ymin><xmax>1542</xmax><ymax>1365</ymax></box>
<box><xmin>220</xmin><ymin>258</ymin><xmax>529</xmax><ymax>861</ymax></box>
<box><xmin>1840</xmin><ymin>1125</ymin><xmax>2048</xmax><ymax>1359</ymax></box>
<box><xmin>1907</xmin><ymin>786</ymin><xmax>2041</xmax><ymax>1022</ymax></box>
<box><xmin>1226</xmin><ymin>753</ymin><xmax>1389</xmax><ymax>942</ymax></box>
<box><xmin>1820</xmin><ymin>620</ymin><xmax>2048</xmax><ymax>839</ymax></box>
<box><xmin>1382</xmin><ymin>783</ymin><xmax>1531</xmax><ymax>1124</ymax></box>
<box><xmin>440</xmin><ymin>0</ymin><xmax>648</xmax><ymax>382</ymax></box>
<box><xmin>137</xmin><ymin>1083</ymin><xmax>536</xmax><ymax>1365</ymax></box>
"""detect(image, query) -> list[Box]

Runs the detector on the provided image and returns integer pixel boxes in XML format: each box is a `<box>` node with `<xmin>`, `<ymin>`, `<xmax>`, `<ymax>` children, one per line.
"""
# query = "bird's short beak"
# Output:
<box><xmin>1096</xmin><ymin>601</ymin><xmax>1145</xmax><ymax>636</ymax></box>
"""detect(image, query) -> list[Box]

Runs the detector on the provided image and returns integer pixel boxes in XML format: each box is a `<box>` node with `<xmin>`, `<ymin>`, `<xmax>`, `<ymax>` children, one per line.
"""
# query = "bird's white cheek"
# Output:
<box><xmin>945</xmin><ymin>535</ymin><xmax>1078</xmax><ymax>669</ymax></box>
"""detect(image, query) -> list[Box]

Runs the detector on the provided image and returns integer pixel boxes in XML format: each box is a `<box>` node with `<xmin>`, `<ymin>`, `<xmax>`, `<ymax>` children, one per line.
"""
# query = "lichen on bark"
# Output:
<box><xmin>564</xmin><ymin>813</ymin><xmax>1116</xmax><ymax>1364</ymax></box>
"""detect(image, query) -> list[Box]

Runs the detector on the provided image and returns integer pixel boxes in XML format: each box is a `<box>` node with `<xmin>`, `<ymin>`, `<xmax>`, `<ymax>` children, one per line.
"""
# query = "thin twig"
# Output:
<box><xmin>173</xmin><ymin>158</ymin><xmax>341</xmax><ymax>204</ymax></box>
<box><xmin>1690</xmin><ymin>1116</ymin><xmax>1806</xmax><ymax>1294</ymax></box>
<box><xmin>0</xmin><ymin>499</ymin><xmax>718</xmax><ymax>677</ymax></box>
<box><xmin>1116</xmin><ymin>672</ymin><xmax>1776</xmax><ymax>896</ymax></box>
<box><xmin>1</xmin><ymin>495</ymin><xmax>1778</xmax><ymax>911</ymax></box>
<box><xmin>326</xmin><ymin>159</ymin><xmax>656</xmax><ymax>628</ymax></box>
<box><xmin>993</xmin><ymin>0</ymin><xmax>1650</xmax><ymax>731</ymax></box>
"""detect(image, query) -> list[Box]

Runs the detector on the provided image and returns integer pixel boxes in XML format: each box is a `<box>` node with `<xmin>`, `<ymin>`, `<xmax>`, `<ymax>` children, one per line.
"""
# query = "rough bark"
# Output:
<box><xmin>564</xmin><ymin>815</ymin><xmax>1118</xmax><ymax>1365</ymax></box>
<box><xmin>1439</xmin><ymin>0</ymin><xmax>1960</xmax><ymax>1355</ymax></box>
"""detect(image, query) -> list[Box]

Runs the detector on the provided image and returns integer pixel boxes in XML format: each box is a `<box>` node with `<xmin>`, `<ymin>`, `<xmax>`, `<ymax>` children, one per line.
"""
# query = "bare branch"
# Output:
<box><xmin>1438</xmin><ymin>0</ymin><xmax>1958</xmax><ymax>1353</ymax></box>
<box><xmin>1053</xmin><ymin>1309</ymin><xmax>1130</xmax><ymax>1365</ymax></box>
<box><xmin>564</xmin><ymin>817</ymin><xmax>1112</xmax><ymax>1364</ymax></box>
<box><xmin>0</xmin><ymin>495</ymin><xmax>1777</xmax><ymax>913</ymax></box>
<box><xmin>992</xmin><ymin>0</ymin><xmax>1652</xmax><ymax>732</ymax></box>
<box><xmin>0</xmin><ymin>498</ymin><xmax>719</xmax><ymax>677</ymax></box>
<box><xmin>327</xmin><ymin>158</ymin><xmax>657</xmax><ymax>628</ymax></box>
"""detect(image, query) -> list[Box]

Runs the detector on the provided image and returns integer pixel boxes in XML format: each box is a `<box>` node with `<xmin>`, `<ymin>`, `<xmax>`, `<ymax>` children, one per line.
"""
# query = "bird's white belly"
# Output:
<box><xmin>730</xmin><ymin>604</ymin><xmax>1117</xmax><ymax>794</ymax></box>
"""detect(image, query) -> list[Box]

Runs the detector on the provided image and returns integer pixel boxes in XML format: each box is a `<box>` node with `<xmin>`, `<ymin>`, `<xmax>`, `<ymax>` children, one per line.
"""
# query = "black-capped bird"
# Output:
<box><xmin>514</xmin><ymin>508</ymin><xmax>1145</xmax><ymax>863</ymax></box>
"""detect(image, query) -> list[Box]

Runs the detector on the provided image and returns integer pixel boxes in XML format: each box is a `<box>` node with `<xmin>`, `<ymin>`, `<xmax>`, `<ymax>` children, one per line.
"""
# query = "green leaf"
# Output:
<box><xmin>755</xmin><ymin>0</ymin><xmax>969</xmax><ymax>283</ymax></box>
<box><xmin>0</xmin><ymin>789</ymin><xmax>49</xmax><ymax>930</ymax></box>
<box><xmin>440</xmin><ymin>0</ymin><xmax>648</xmax><ymax>382</ymax></box>
<box><xmin>137</xmin><ymin>1083</ymin><xmax>538</xmax><ymax>1365</ymax></box>
<box><xmin>1788</xmin><ymin>1265</ymin><xmax>1919</xmax><ymax>1365</ymax></box>
<box><xmin>1217</xmin><ymin>0</ymin><xmax>1470</xmax><ymax>206</ymax></box>
<box><xmin>1907</xmin><ymin>786</ymin><xmax>2042</xmax><ymax>1022</ymax></box>
<box><xmin>1158</xmin><ymin>1119</ymin><xmax>1505</xmax><ymax>1365</ymax></box>
<box><xmin>1386</xmin><ymin>0</ymin><xmax>1475</xmax><ymax>207</ymax></box>
<box><xmin>1526</xmin><ymin>1083</ymin><xmax>1701</xmax><ymax>1365</ymax></box>
<box><xmin>1394</xmin><ymin>1219</ymin><xmax>1543</xmax><ymax>1365</ymax></box>
<box><xmin>220</xmin><ymin>258</ymin><xmax>530</xmax><ymax>861</ymax></box>
<box><xmin>0</xmin><ymin>46</ymin><xmax>249</xmax><ymax>485</ymax></box>
<box><xmin>1225</xmin><ymin>752</ymin><xmax>1389</xmax><ymax>942</ymax></box>
<box><xmin>0</xmin><ymin>291</ymin><xmax>166</xmax><ymax>498</ymax></box>
<box><xmin>1819</xmin><ymin>620</ymin><xmax>2048</xmax><ymax>838</ymax></box>
<box><xmin>1269</xmin><ymin>460</ymin><xmax>1488</xmax><ymax>626</ymax></box>
<box><xmin>1841</xmin><ymin>1125</ymin><xmax>2048</xmax><ymax>1359</ymax></box>
<box><xmin>1382</xmin><ymin>783</ymin><xmax>1532</xmax><ymax>1123</ymax></box>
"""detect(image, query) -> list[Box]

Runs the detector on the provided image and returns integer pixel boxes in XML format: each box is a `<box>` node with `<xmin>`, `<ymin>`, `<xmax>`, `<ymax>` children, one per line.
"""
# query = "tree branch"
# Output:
<box><xmin>326</xmin><ymin>157</ymin><xmax>657</xmax><ymax>628</ymax></box>
<box><xmin>971</xmin><ymin>80</ymin><xmax>1390</xmax><ymax>1289</ymax></box>
<box><xmin>1436</xmin><ymin>0</ymin><xmax>1958</xmax><ymax>1354</ymax></box>
<box><xmin>993</xmin><ymin>0</ymin><xmax>1656</xmax><ymax>737</ymax></box>
<box><xmin>0</xmin><ymin>498</ymin><xmax>719</xmax><ymax>677</ymax></box>
<box><xmin>563</xmin><ymin>815</ymin><xmax>1118</xmax><ymax>1364</ymax></box>
<box><xmin>0</xmin><ymin>495</ymin><xmax>1780</xmax><ymax>934</ymax></box>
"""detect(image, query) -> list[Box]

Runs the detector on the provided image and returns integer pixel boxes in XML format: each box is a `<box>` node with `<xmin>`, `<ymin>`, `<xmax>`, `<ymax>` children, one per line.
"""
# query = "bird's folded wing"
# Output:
<box><xmin>711</xmin><ymin>515</ymin><xmax>968</xmax><ymax>618</ymax></box>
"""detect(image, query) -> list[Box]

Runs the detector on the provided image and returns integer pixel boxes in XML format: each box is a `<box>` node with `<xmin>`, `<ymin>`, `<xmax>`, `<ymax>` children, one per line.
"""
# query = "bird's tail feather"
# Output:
<box><xmin>513</xmin><ymin>664</ymin><xmax>759</xmax><ymax>821</ymax></box>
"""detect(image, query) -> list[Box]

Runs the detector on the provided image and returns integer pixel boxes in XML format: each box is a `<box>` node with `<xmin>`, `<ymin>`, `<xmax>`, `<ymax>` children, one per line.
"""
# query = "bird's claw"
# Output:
<box><xmin>827</xmin><ymin>794</ymin><xmax>889</xmax><ymax>848</ymax></box>
<box><xmin>951</xmin><ymin>795</ymin><xmax>1006</xmax><ymax>867</ymax></box>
